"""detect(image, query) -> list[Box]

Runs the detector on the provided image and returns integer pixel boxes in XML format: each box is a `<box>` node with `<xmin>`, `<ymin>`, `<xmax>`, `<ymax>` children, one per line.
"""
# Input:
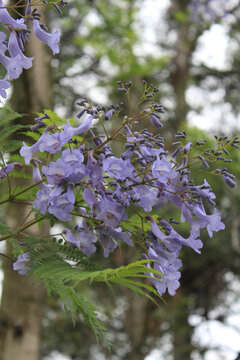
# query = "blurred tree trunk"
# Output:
<box><xmin>0</xmin><ymin>3</ymin><xmax>53</xmax><ymax>360</ymax></box>
<box><xmin>167</xmin><ymin>0</ymin><xmax>199</xmax><ymax>131</ymax></box>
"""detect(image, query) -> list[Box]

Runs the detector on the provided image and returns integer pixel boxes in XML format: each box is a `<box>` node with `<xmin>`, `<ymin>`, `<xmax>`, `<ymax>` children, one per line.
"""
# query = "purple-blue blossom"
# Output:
<box><xmin>42</xmin><ymin>158</ymin><xmax>66</xmax><ymax>185</ymax></box>
<box><xmin>60</xmin><ymin>116</ymin><xmax>93</xmax><ymax>143</ymax></box>
<box><xmin>33</xmin><ymin>19</ymin><xmax>60</xmax><ymax>55</ymax></box>
<box><xmin>152</xmin><ymin>158</ymin><xmax>174</xmax><ymax>183</ymax></box>
<box><xmin>0</xmin><ymin>162</ymin><xmax>22</xmax><ymax>179</ymax></box>
<box><xmin>102</xmin><ymin>156</ymin><xmax>135</xmax><ymax>180</ymax></box>
<box><xmin>8</xmin><ymin>31</ymin><xmax>33</xmax><ymax>71</ymax></box>
<box><xmin>13</xmin><ymin>253</ymin><xmax>31</xmax><ymax>276</ymax></box>
<box><xmin>0</xmin><ymin>78</ymin><xmax>10</xmax><ymax>99</ymax></box>
<box><xmin>48</xmin><ymin>185</ymin><xmax>75</xmax><ymax>221</ymax></box>
<box><xmin>96</xmin><ymin>195</ymin><xmax>127</xmax><ymax>227</ymax></box>
<box><xmin>64</xmin><ymin>221</ymin><xmax>97</xmax><ymax>256</ymax></box>
<box><xmin>0</xmin><ymin>1</ymin><xmax>27</xmax><ymax>30</ymax></box>
<box><xmin>33</xmin><ymin>186</ymin><xmax>52</xmax><ymax>214</ymax></box>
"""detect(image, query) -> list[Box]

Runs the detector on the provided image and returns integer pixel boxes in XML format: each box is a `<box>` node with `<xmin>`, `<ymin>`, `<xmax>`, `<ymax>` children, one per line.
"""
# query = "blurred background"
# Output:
<box><xmin>1</xmin><ymin>1</ymin><xmax>240</xmax><ymax>359</ymax></box>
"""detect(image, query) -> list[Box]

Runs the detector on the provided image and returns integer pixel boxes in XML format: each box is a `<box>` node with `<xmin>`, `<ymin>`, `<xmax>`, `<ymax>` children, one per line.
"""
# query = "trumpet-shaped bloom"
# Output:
<box><xmin>102</xmin><ymin>156</ymin><xmax>135</xmax><ymax>180</ymax></box>
<box><xmin>152</xmin><ymin>158</ymin><xmax>174</xmax><ymax>183</ymax></box>
<box><xmin>96</xmin><ymin>195</ymin><xmax>126</xmax><ymax>227</ymax></box>
<box><xmin>8</xmin><ymin>31</ymin><xmax>33</xmax><ymax>70</ymax></box>
<box><xmin>48</xmin><ymin>185</ymin><xmax>75</xmax><ymax>221</ymax></box>
<box><xmin>33</xmin><ymin>19</ymin><xmax>60</xmax><ymax>54</ymax></box>
<box><xmin>60</xmin><ymin>116</ymin><xmax>93</xmax><ymax>143</ymax></box>
<box><xmin>0</xmin><ymin>1</ymin><xmax>27</xmax><ymax>30</ymax></box>
<box><xmin>0</xmin><ymin>52</ymin><xmax>23</xmax><ymax>79</ymax></box>
<box><xmin>48</xmin><ymin>184</ymin><xmax>75</xmax><ymax>221</ymax></box>
<box><xmin>20</xmin><ymin>129</ymin><xmax>62</xmax><ymax>164</ymax></box>
<box><xmin>64</xmin><ymin>221</ymin><xmax>97</xmax><ymax>256</ymax></box>
<box><xmin>42</xmin><ymin>158</ymin><xmax>66</xmax><ymax>185</ymax></box>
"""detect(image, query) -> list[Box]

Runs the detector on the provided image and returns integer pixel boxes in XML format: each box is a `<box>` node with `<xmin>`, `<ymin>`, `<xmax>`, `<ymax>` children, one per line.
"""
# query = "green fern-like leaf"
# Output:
<box><xmin>1</xmin><ymin>140</ymin><xmax>23</xmax><ymax>154</ymax></box>
<box><xmin>13</xmin><ymin>234</ymin><xmax>164</xmax><ymax>344</ymax></box>
<box><xmin>0</xmin><ymin>106</ymin><xmax>23</xmax><ymax>124</ymax></box>
<box><xmin>0</xmin><ymin>221</ymin><xmax>12</xmax><ymax>236</ymax></box>
<box><xmin>45</xmin><ymin>280</ymin><xmax>110</xmax><ymax>347</ymax></box>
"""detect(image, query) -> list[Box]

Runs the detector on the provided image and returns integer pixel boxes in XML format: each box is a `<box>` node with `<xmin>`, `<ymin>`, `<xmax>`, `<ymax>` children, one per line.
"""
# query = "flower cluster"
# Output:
<box><xmin>13</xmin><ymin>83</ymin><xmax>238</xmax><ymax>297</ymax></box>
<box><xmin>0</xmin><ymin>0</ymin><xmax>66</xmax><ymax>100</ymax></box>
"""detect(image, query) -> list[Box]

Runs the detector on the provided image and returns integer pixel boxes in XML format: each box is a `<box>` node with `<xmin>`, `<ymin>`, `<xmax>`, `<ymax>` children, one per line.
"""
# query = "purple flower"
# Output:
<box><xmin>102</xmin><ymin>156</ymin><xmax>134</xmax><ymax>180</ymax></box>
<box><xmin>31</xmin><ymin>160</ymin><xmax>43</xmax><ymax>183</ymax></box>
<box><xmin>60</xmin><ymin>116</ymin><xmax>93</xmax><ymax>143</ymax></box>
<box><xmin>0</xmin><ymin>31</ymin><xmax>7</xmax><ymax>54</ymax></box>
<box><xmin>108</xmin><ymin>227</ymin><xmax>133</xmax><ymax>247</ymax></box>
<box><xmin>38</xmin><ymin>132</ymin><xmax>63</xmax><ymax>153</ymax></box>
<box><xmin>64</xmin><ymin>221</ymin><xmax>97</xmax><ymax>256</ymax></box>
<box><xmin>0</xmin><ymin>52</ymin><xmax>23</xmax><ymax>79</ymax></box>
<box><xmin>25</xmin><ymin>0</ymin><xmax>32</xmax><ymax>18</ymax></box>
<box><xmin>76</xmin><ymin>220</ymin><xmax>97</xmax><ymax>256</ymax></box>
<box><xmin>149</xmin><ymin>217</ymin><xmax>203</xmax><ymax>254</ymax></box>
<box><xmin>33</xmin><ymin>20</ymin><xmax>60</xmax><ymax>54</ymax></box>
<box><xmin>191</xmin><ymin>179</ymin><xmax>216</xmax><ymax>201</ymax></box>
<box><xmin>48</xmin><ymin>185</ymin><xmax>75</xmax><ymax>221</ymax></box>
<box><xmin>172</xmin><ymin>146</ymin><xmax>181</xmax><ymax>158</ymax></box>
<box><xmin>193</xmin><ymin>206</ymin><xmax>225</xmax><ymax>238</ymax></box>
<box><xmin>83</xmin><ymin>187</ymin><xmax>97</xmax><ymax>207</ymax></box>
<box><xmin>8</xmin><ymin>31</ymin><xmax>33</xmax><ymax>70</ymax></box>
<box><xmin>0</xmin><ymin>78</ymin><xmax>10</xmax><ymax>99</ymax></box>
<box><xmin>13</xmin><ymin>253</ymin><xmax>30</xmax><ymax>276</ymax></box>
<box><xmin>62</xmin><ymin>148</ymin><xmax>84</xmax><ymax>166</ymax></box>
<box><xmin>66</xmin><ymin>164</ymin><xmax>87</xmax><ymax>182</ymax></box>
<box><xmin>131</xmin><ymin>185</ymin><xmax>158</xmax><ymax>212</ymax></box>
<box><xmin>87</xmin><ymin>151</ymin><xmax>103</xmax><ymax>188</ymax></box>
<box><xmin>0</xmin><ymin>1</ymin><xmax>27</xmax><ymax>30</ymax></box>
<box><xmin>96</xmin><ymin>195</ymin><xmax>127</xmax><ymax>227</ymax></box>
<box><xmin>42</xmin><ymin>158</ymin><xmax>66</xmax><ymax>185</ymax></box>
<box><xmin>152</xmin><ymin>158</ymin><xmax>173</xmax><ymax>183</ymax></box>
<box><xmin>61</xmin><ymin>149</ymin><xmax>88</xmax><ymax>182</ymax></box>
<box><xmin>33</xmin><ymin>186</ymin><xmax>52</xmax><ymax>214</ymax></box>
<box><xmin>97</xmin><ymin>227</ymin><xmax>117</xmax><ymax>257</ymax></box>
<box><xmin>0</xmin><ymin>163</ymin><xmax>19</xmax><ymax>179</ymax></box>
<box><xmin>0</xmin><ymin>31</ymin><xmax>24</xmax><ymax>80</ymax></box>
<box><xmin>20</xmin><ymin>127</ymin><xmax>62</xmax><ymax>164</ymax></box>
<box><xmin>147</xmin><ymin>246</ymin><xmax>181</xmax><ymax>296</ymax></box>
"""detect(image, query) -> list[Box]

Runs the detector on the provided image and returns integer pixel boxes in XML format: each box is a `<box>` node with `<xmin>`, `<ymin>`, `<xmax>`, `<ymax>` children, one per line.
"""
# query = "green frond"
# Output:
<box><xmin>30</xmin><ymin>247</ymin><xmax>164</xmax><ymax>301</ymax></box>
<box><xmin>11</xmin><ymin>184</ymin><xmax>37</xmax><ymax>199</ymax></box>
<box><xmin>1</xmin><ymin>140</ymin><xmax>23</xmax><ymax>154</ymax></box>
<box><xmin>8</xmin><ymin>154</ymin><xmax>24</xmax><ymax>163</ymax></box>
<box><xmin>25</xmin><ymin>131</ymin><xmax>41</xmax><ymax>142</ymax></box>
<box><xmin>9</xmin><ymin>168</ymin><xmax>32</xmax><ymax>179</ymax></box>
<box><xmin>45</xmin><ymin>281</ymin><xmax>110</xmax><ymax>347</ymax></box>
<box><xmin>0</xmin><ymin>221</ymin><xmax>12</xmax><ymax>236</ymax></box>
<box><xmin>0</xmin><ymin>106</ymin><xmax>23</xmax><ymax>124</ymax></box>
<box><xmin>0</xmin><ymin>124</ymin><xmax>29</xmax><ymax>141</ymax></box>
<box><xmin>111</xmin><ymin>279</ymin><xmax>158</xmax><ymax>304</ymax></box>
<box><xmin>12</xmin><ymin>237</ymin><xmax>164</xmax><ymax>344</ymax></box>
